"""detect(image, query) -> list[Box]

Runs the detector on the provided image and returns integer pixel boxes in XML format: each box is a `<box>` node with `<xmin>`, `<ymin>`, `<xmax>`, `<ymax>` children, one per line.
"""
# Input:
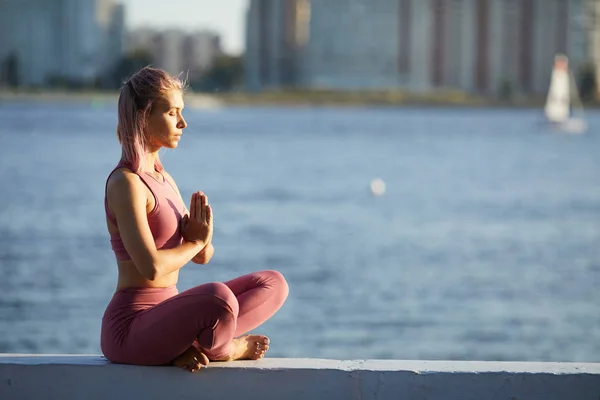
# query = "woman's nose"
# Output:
<box><xmin>178</xmin><ymin>115</ymin><xmax>187</xmax><ymax>129</ymax></box>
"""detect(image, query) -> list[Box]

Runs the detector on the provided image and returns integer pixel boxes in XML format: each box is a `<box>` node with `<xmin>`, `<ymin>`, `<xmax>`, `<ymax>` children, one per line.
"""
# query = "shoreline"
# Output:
<box><xmin>0</xmin><ymin>89</ymin><xmax>590</xmax><ymax>109</ymax></box>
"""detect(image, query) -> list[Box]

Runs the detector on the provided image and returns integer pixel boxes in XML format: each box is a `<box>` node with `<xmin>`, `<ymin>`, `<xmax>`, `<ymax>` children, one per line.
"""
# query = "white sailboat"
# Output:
<box><xmin>544</xmin><ymin>54</ymin><xmax>588</xmax><ymax>134</ymax></box>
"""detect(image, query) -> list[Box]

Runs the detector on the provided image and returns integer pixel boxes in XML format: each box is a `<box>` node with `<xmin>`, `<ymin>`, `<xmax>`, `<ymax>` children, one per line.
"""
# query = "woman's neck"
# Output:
<box><xmin>142</xmin><ymin>151</ymin><xmax>160</xmax><ymax>172</ymax></box>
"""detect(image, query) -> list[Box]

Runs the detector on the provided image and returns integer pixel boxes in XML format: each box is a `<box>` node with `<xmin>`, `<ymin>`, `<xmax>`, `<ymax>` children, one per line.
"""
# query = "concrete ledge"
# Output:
<box><xmin>1</xmin><ymin>355</ymin><xmax>599</xmax><ymax>399</ymax></box>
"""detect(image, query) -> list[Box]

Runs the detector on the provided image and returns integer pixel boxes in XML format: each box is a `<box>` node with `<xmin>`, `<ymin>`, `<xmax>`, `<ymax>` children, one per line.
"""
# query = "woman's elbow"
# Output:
<box><xmin>139</xmin><ymin>265</ymin><xmax>159</xmax><ymax>280</ymax></box>
<box><xmin>193</xmin><ymin>244</ymin><xmax>214</xmax><ymax>264</ymax></box>
<box><xmin>192</xmin><ymin>255</ymin><xmax>209</xmax><ymax>265</ymax></box>
<box><xmin>135</xmin><ymin>257</ymin><xmax>160</xmax><ymax>280</ymax></box>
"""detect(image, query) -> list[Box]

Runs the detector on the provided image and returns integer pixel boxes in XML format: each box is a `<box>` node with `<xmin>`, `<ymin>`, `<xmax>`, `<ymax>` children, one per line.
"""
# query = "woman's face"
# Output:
<box><xmin>146</xmin><ymin>89</ymin><xmax>187</xmax><ymax>150</ymax></box>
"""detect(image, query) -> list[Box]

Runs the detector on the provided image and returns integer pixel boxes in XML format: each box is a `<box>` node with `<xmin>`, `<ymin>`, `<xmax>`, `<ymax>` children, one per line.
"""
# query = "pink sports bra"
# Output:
<box><xmin>104</xmin><ymin>162</ymin><xmax>186</xmax><ymax>261</ymax></box>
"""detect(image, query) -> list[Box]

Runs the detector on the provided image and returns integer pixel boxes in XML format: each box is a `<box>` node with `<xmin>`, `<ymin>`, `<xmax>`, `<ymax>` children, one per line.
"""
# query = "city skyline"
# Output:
<box><xmin>122</xmin><ymin>0</ymin><xmax>248</xmax><ymax>55</ymax></box>
<box><xmin>246</xmin><ymin>0</ymin><xmax>595</xmax><ymax>96</ymax></box>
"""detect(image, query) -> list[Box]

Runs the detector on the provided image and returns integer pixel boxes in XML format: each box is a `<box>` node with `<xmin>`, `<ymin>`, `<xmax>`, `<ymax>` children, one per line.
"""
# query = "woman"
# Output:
<box><xmin>101</xmin><ymin>67</ymin><xmax>289</xmax><ymax>373</ymax></box>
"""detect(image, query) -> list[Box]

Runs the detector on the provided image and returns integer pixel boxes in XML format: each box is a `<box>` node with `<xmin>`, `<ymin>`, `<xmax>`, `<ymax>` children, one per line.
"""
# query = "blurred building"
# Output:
<box><xmin>153</xmin><ymin>29</ymin><xmax>187</xmax><ymax>78</ymax></box>
<box><xmin>127</xmin><ymin>29</ymin><xmax>222</xmax><ymax>80</ymax></box>
<box><xmin>586</xmin><ymin>0</ymin><xmax>600</xmax><ymax>96</ymax></box>
<box><xmin>126</xmin><ymin>28</ymin><xmax>157</xmax><ymax>54</ymax></box>
<box><xmin>245</xmin><ymin>0</ymin><xmax>600</xmax><ymax>96</ymax></box>
<box><xmin>0</xmin><ymin>0</ymin><xmax>124</xmax><ymax>88</ymax></box>
<box><xmin>183</xmin><ymin>31</ymin><xmax>223</xmax><ymax>80</ymax></box>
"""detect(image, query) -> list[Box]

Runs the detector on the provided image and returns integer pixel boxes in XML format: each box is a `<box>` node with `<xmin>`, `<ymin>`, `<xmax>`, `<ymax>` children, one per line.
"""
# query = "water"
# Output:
<box><xmin>0</xmin><ymin>101</ymin><xmax>598</xmax><ymax>362</ymax></box>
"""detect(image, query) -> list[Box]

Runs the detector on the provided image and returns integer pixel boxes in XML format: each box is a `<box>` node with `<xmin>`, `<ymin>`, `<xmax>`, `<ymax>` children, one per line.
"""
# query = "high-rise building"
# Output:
<box><xmin>152</xmin><ymin>29</ymin><xmax>186</xmax><ymax>77</ymax></box>
<box><xmin>126</xmin><ymin>28</ymin><xmax>158</xmax><ymax>56</ymax></box>
<box><xmin>245</xmin><ymin>0</ymin><xmax>599</xmax><ymax>96</ymax></box>
<box><xmin>182</xmin><ymin>31</ymin><xmax>223</xmax><ymax>80</ymax></box>
<box><xmin>127</xmin><ymin>28</ymin><xmax>222</xmax><ymax>80</ymax></box>
<box><xmin>0</xmin><ymin>0</ymin><xmax>124</xmax><ymax>87</ymax></box>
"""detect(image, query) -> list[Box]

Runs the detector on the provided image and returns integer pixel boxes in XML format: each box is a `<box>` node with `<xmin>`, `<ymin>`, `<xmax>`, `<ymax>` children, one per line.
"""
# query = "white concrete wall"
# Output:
<box><xmin>1</xmin><ymin>355</ymin><xmax>599</xmax><ymax>400</ymax></box>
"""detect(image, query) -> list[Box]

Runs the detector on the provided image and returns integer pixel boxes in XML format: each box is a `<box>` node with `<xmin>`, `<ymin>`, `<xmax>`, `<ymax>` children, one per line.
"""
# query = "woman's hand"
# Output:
<box><xmin>181</xmin><ymin>191</ymin><xmax>213</xmax><ymax>247</ymax></box>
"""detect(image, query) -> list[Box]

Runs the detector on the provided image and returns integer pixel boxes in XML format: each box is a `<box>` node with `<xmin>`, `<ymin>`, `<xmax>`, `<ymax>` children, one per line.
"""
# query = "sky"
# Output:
<box><xmin>122</xmin><ymin>0</ymin><xmax>249</xmax><ymax>55</ymax></box>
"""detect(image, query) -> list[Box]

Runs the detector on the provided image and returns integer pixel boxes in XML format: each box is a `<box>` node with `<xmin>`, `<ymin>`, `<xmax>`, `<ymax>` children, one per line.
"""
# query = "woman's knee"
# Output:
<box><xmin>262</xmin><ymin>270</ymin><xmax>289</xmax><ymax>302</ymax></box>
<box><xmin>193</xmin><ymin>282</ymin><xmax>239</xmax><ymax>317</ymax></box>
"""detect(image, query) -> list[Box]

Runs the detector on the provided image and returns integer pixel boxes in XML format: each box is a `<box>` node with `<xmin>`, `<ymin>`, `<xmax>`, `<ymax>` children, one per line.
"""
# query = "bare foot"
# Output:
<box><xmin>214</xmin><ymin>334</ymin><xmax>270</xmax><ymax>361</ymax></box>
<box><xmin>171</xmin><ymin>345</ymin><xmax>209</xmax><ymax>373</ymax></box>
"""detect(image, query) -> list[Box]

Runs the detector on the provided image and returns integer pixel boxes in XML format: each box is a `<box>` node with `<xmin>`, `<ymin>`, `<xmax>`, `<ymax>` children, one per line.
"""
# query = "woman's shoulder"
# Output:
<box><xmin>107</xmin><ymin>167</ymin><xmax>144</xmax><ymax>195</ymax></box>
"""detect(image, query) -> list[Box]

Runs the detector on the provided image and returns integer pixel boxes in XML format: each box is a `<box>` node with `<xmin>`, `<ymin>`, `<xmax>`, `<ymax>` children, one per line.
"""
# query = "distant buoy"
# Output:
<box><xmin>370</xmin><ymin>178</ymin><xmax>386</xmax><ymax>196</ymax></box>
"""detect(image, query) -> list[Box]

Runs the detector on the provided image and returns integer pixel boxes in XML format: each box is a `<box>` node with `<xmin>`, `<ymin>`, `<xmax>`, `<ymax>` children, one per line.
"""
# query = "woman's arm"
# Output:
<box><xmin>191</xmin><ymin>242</ymin><xmax>214</xmax><ymax>264</ymax></box>
<box><xmin>163</xmin><ymin>171</ymin><xmax>215</xmax><ymax>265</ymax></box>
<box><xmin>107</xmin><ymin>170</ymin><xmax>207</xmax><ymax>280</ymax></box>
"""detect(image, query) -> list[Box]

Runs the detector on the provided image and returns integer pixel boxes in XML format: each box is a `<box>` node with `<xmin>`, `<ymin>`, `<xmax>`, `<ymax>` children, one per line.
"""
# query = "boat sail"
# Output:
<box><xmin>544</xmin><ymin>54</ymin><xmax>588</xmax><ymax>134</ymax></box>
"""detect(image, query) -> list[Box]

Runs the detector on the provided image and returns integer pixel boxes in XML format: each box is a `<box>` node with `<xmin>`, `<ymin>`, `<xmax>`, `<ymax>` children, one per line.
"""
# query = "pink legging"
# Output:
<box><xmin>100</xmin><ymin>270</ymin><xmax>289</xmax><ymax>365</ymax></box>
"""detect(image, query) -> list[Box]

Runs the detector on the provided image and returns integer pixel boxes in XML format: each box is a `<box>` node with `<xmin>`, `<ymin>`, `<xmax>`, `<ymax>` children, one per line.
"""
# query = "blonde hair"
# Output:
<box><xmin>116</xmin><ymin>66</ymin><xmax>186</xmax><ymax>172</ymax></box>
